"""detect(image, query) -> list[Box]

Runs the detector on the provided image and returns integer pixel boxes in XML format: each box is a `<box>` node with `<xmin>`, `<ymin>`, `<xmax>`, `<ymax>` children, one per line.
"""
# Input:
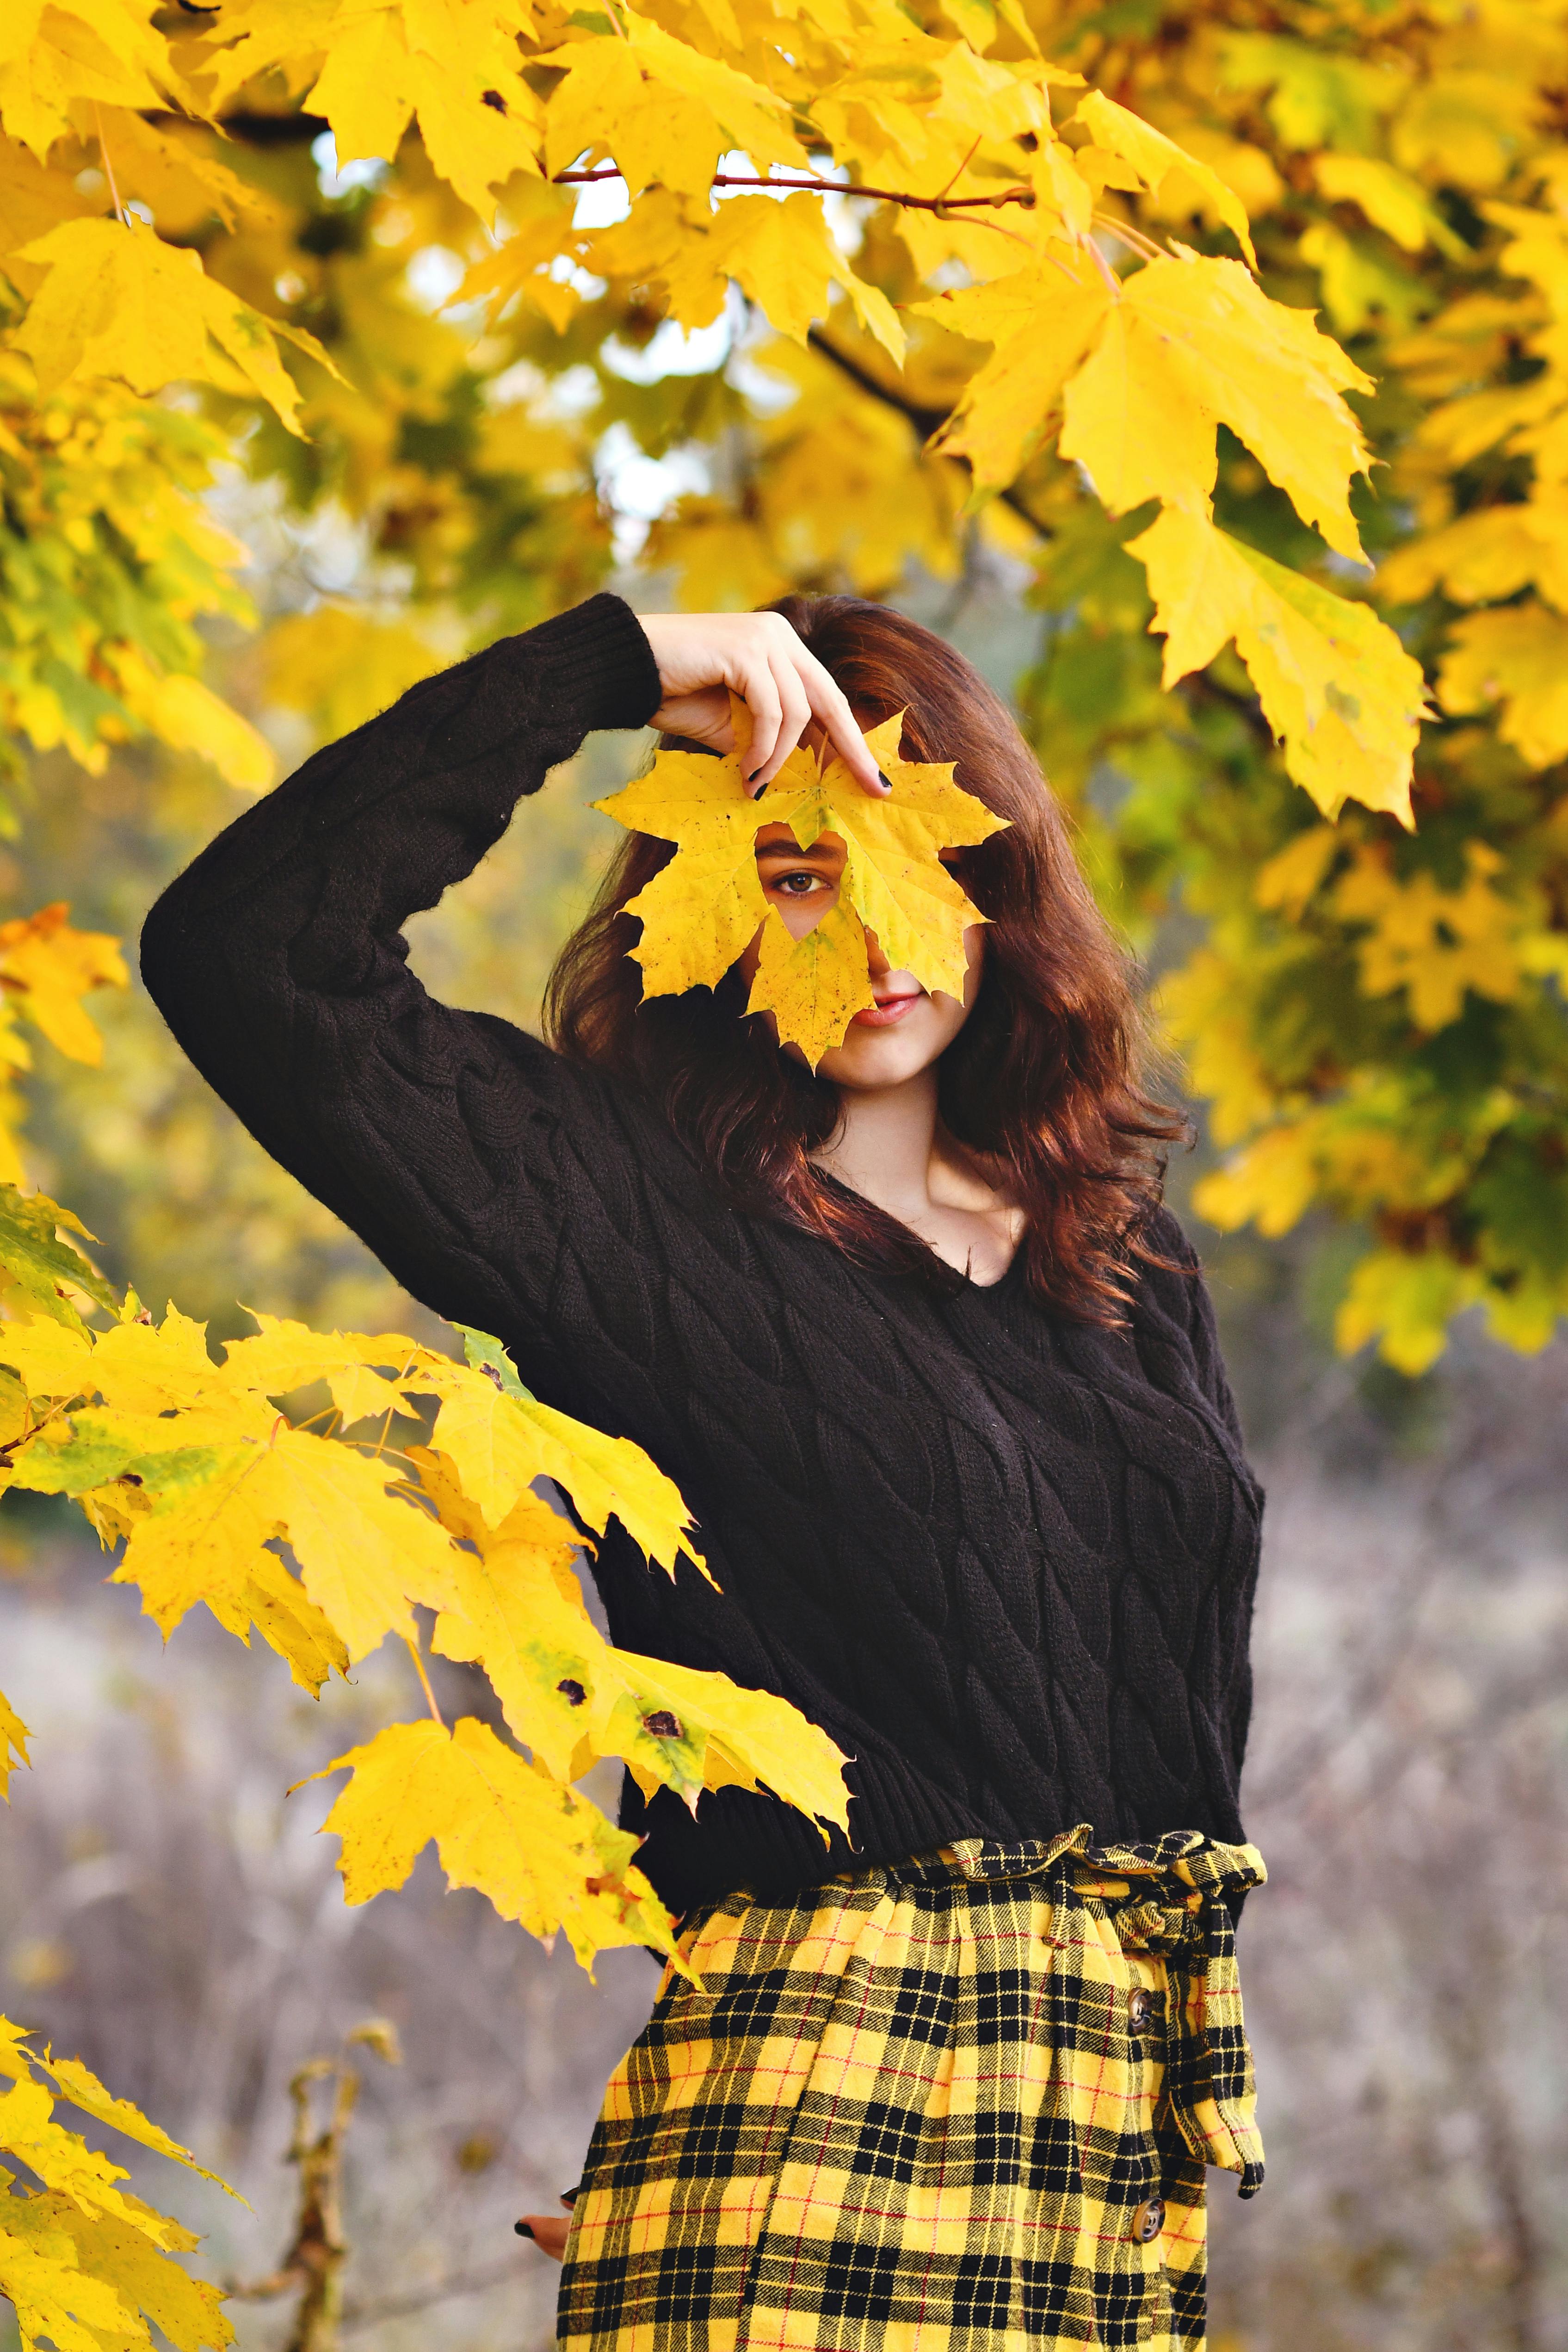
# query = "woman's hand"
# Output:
<box><xmin>640</xmin><ymin>612</ymin><xmax>886</xmax><ymax>798</ymax></box>
<box><xmin>515</xmin><ymin>2198</ymin><xmax>575</xmax><ymax>2260</ymax></box>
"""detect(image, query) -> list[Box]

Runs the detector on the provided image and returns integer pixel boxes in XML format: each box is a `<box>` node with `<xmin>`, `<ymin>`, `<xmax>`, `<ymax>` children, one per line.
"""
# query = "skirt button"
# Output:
<box><xmin>1131</xmin><ymin>2197</ymin><xmax>1166</xmax><ymax>2244</ymax></box>
<box><xmin>1127</xmin><ymin>1987</ymin><xmax>1157</xmax><ymax>2034</ymax></box>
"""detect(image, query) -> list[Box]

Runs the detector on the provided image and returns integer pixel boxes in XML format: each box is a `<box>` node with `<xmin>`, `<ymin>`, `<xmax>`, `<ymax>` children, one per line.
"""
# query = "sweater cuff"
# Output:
<box><xmin>516</xmin><ymin>592</ymin><xmax>664</xmax><ymax>737</ymax></box>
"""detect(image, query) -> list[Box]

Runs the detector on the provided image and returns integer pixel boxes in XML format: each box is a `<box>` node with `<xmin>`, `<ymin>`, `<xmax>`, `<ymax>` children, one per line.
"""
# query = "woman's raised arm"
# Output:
<box><xmin>140</xmin><ymin>594</ymin><xmax>665</xmax><ymax>1341</ymax></box>
<box><xmin>140</xmin><ymin>596</ymin><xmax>883</xmax><ymax>1351</ymax></box>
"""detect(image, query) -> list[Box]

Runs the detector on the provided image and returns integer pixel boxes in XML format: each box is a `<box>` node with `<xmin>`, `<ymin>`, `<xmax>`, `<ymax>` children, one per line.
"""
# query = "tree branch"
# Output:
<box><xmin>555</xmin><ymin>166</ymin><xmax>1036</xmax><ymax>217</ymax></box>
<box><xmin>804</xmin><ymin>328</ymin><xmax>1052</xmax><ymax>541</ymax></box>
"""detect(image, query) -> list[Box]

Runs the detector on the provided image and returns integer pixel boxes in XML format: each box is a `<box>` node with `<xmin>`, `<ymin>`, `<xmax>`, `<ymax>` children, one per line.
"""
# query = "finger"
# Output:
<box><xmin>749</xmin><ymin>658</ymin><xmax>812</xmax><ymax>791</ymax></box>
<box><xmin>650</xmin><ymin>683</ymin><xmax>733</xmax><ymax>750</ymax></box>
<box><xmin>739</xmin><ymin>661</ymin><xmax>784</xmax><ymax>792</ymax></box>
<box><xmin>798</xmin><ymin>656</ymin><xmax>885</xmax><ymax>794</ymax></box>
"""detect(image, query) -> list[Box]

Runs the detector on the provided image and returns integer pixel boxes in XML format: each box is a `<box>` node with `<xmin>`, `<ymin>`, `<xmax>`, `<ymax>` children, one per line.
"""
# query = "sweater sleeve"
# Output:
<box><xmin>139</xmin><ymin>593</ymin><xmax>663</xmax><ymax>1341</ymax></box>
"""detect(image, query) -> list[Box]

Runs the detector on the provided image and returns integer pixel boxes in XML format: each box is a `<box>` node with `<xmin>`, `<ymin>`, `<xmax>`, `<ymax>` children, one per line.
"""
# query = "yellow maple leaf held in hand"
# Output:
<box><xmin>595</xmin><ymin>711</ymin><xmax>1008</xmax><ymax>1067</ymax></box>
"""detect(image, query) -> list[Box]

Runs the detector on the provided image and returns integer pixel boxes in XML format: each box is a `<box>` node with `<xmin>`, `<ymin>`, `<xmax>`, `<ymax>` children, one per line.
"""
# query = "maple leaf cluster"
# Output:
<box><xmin>0</xmin><ymin>1212</ymin><xmax>852</xmax><ymax>1975</ymax></box>
<box><xmin>0</xmin><ymin>0</ymin><xmax>1417</xmax><ymax>823</ymax></box>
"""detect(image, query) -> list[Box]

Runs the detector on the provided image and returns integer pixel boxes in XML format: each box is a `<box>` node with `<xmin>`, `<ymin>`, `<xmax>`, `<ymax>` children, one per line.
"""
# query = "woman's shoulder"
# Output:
<box><xmin>1130</xmin><ymin>1200</ymin><xmax>1204</xmax><ymax>1291</ymax></box>
<box><xmin>1122</xmin><ymin>1200</ymin><xmax>1217</xmax><ymax>1366</ymax></box>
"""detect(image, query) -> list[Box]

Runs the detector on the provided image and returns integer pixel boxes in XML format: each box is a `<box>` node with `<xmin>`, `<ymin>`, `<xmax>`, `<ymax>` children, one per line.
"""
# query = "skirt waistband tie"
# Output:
<box><xmin>892</xmin><ymin>1824</ymin><xmax>1268</xmax><ymax>2197</ymax></box>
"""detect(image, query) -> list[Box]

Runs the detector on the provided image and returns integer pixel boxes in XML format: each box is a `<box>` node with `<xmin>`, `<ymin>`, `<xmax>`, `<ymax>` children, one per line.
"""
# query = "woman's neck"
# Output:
<box><xmin>810</xmin><ymin>1070</ymin><xmax>1023</xmax><ymax>1284</ymax></box>
<box><xmin>812</xmin><ymin>1069</ymin><xmax>945</xmax><ymax>1220</ymax></box>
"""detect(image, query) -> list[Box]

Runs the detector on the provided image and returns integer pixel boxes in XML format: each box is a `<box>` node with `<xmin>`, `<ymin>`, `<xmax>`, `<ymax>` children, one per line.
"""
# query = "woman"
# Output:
<box><xmin>142</xmin><ymin>594</ymin><xmax>1265</xmax><ymax>2351</ymax></box>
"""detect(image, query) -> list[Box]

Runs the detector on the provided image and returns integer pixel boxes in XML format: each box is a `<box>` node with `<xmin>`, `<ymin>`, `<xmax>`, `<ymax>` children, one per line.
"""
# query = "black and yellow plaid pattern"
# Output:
<box><xmin>557</xmin><ymin>1826</ymin><xmax>1265</xmax><ymax>2350</ymax></box>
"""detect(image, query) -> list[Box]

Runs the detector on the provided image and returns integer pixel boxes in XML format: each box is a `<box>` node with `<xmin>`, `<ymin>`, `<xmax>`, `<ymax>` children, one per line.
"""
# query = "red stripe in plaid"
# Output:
<box><xmin>557</xmin><ymin>1829</ymin><xmax>1264</xmax><ymax>2351</ymax></box>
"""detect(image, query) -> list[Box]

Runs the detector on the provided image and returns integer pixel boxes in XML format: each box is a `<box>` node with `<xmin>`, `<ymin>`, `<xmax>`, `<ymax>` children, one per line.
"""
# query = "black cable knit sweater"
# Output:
<box><xmin>141</xmin><ymin>592</ymin><xmax>1263</xmax><ymax>1918</ymax></box>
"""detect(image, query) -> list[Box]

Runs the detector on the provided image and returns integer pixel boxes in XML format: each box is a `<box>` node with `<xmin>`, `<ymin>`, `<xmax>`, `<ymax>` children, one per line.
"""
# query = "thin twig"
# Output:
<box><xmin>553</xmin><ymin>165</ymin><xmax>1036</xmax><ymax>216</ymax></box>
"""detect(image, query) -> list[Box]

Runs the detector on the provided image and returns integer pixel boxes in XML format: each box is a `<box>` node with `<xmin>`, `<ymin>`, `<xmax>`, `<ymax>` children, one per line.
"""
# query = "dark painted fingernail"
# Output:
<box><xmin>515</xmin><ymin>2221</ymin><xmax>535</xmax><ymax>2239</ymax></box>
<box><xmin>747</xmin><ymin>767</ymin><xmax>763</xmax><ymax>783</ymax></box>
<box><xmin>560</xmin><ymin>2187</ymin><xmax>580</xmax><ymax>2206</ymax></box>
<box><xmin>876</xmin><ymin>770</ymin><xmax>892</xmax><ymax>790</ymax></box>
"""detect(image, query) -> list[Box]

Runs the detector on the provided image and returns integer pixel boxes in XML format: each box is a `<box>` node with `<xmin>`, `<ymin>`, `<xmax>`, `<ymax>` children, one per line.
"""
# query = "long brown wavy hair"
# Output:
<box><xmin>544</xmin><ymin>594</ymin><xmax>1185</xmax><ymax>1321</ymax></box>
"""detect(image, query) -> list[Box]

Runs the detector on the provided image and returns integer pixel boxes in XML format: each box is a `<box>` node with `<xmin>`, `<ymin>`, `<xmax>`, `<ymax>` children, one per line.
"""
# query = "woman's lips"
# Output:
<box><xmin>850</xmin><ymin>991</ymin><xmax>923</xmax><ymax>1028</ymax></box>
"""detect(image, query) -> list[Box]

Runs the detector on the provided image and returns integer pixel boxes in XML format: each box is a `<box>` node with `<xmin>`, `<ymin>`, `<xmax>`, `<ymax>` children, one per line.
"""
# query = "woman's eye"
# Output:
<box><xmin>769</xmin><ymin>870</ymin><xmax>827</xmax><ymax>897</ymax></box>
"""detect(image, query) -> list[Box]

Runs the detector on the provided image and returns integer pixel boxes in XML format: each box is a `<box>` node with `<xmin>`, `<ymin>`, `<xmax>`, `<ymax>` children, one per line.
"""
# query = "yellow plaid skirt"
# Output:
<box><xmin>557</xmin><ymin>1827</ymin><xmax>1265</xmax><ymax>2351</ymax></box>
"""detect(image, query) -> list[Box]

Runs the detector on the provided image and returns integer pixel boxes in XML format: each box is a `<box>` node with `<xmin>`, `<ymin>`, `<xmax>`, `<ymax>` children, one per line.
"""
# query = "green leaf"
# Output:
<box><xmin>0</xmin><ymin>1188</ymin><xmax>117</xmax><ymax>1329</ymax></box>
<box><xmin>457</xmin><ymin>1325</ymin><xmax>535</xmax><ymax>1403</ymax></box>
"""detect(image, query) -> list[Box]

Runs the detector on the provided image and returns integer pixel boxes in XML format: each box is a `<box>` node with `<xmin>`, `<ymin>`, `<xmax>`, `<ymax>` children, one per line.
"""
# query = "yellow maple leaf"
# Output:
<box><xmin>414</xmin><ymin>1455</ymin><xmax>600</xmax><ymax>1782</ymax></box>
<box><xmin>1437</xmin><ymin>600</ymin><xmax>1568</xmax><ymax>768</ymax></box>
<box><xmin>0</xmin><ymin>2216</ymin><xmax>148</xmax><ymax>2352</ymax></box>
<box><xmin>112</xmin><ymin>1429</ymin><xmax>459</xmax><ymax>1665</ymax></box>
<box><xmin>918</xmin><ymin>260</ymin><xmax>1115</xmax><ymax>491</ymax></box>
<box><xmin>412</xmin><ymin>1448</ymin><xmax>850</xmax><ymax>1829</ymax></box>
<box><xmin>0</xmin><ymin>2024</ymin><xmax>238</xmax><ymax>2351</ymax></box>
<box><xmin>216</xmin><ymin>1312</ymin><xmax>426</xmax><ymax>1430</ymax></box>
<box><xmin>31</xmin><ymin>2053</ymin><xmax>235</xmax><ymax>2197</ymax></box>
<box><xmin>411</xmin><ymin>1346</ymin><xmax>701</xmax><ymax>1566</ymax></box>
<box><xmin>1313</xmin><ymin>153</ymin><xmax>1465</xmax><ymax>257</ymax></box>
<box><xmin>1</xmin><ymin>2191</ymin><xmax>233</xmax><ymax>2352</ymax></box>
<box><xmin>1083</xmin><ymin>254</ymin><xmax>1373</xmax><ymax>561</ymax></box>
<box><xmin>124</xmin><ymin>671</ymin><xmax>275</xmax><ymax>793</ymax></box>
<box><xmin>1194</xmin><ymin>1122</ymin><xmax>1321</xmax><ymax>1239</ymax></box>
<box><xmin>1057</xmin><ymin>299</ymin><xmax>1219</xmax><ymax>517</ymax></box>
<box><xmin>540</xmin><ymin>36</ymin><xmax>717</xmax><ymax>200</ymax></box>
<box><xmin>96</xmin><ymin>108</ymin><xmax>285</xmax><ymax>239</ymax></box>
<box><xmin>304</xmin><ymin>0</ymin><xmax>543</xmax><ymax>220</ymax></box>
<box><xmin>0</xmin><ymin>136</ymin><xmax>97</xmax><ymax>254</ymax></box>
<box><xmin>0</xmin><ymin>1688</ymin><xmax>30</xmax><ymax>1801</ymax></box>
<box><xmin>14</xmin><ymin>219</ymin><xmax>339</xmax><ymax>438</ymax></box>
<box><xmin>307</xmin><ymin>1717</ymin><xmax>677</xmax><ymax>1968</ymax></box>
<box><xmin>1074</xmin><ymin>89</ymin><xmax>1257</xmax><ymax>266</ymax></box>
<box><xmin>0</xmin><ymin>904</ymin><xmax>127</xmax><ymax>1067</ymax></box>
<box><xmin>621</xmin><ymin>13</ymin><xmax>807</xmax><ymax>176</ymax></box>
<box><xmin>1127</xmin><ymin>506</ymin><xmax>1428</xmax><ymax>823</ymax></box>
<box><xmin>0</xmin><ymin>2075</ymin><xmax>188</xmax><ymax>2248</ymax></box>
<box><xmin>225</xmin><ymin>1553</ymin><xmax>350</xmax><ymax>1697</ymax></box>
<box><xmin>595</xmin><ymin>709</ymin><xmax>1007</xmax><ymax>1067</ymax></box>
<box><xmin>661</xmin><ymin>193</ymin><xmax>903</xmax><ymax>365</ymax></box>
<box><xmin>1156</xmin><ymin>947</ymin><xmax>1280</xmax><ymax>1147</ymax></box>
<box><xmin>642</xmin><ymin>500</ymin><xmax>791</xmax><ymax>615</ymax></box>
<box><xmin>1332</xmin><ymin>842</ymin><xmax>1523</xmax><ymax>1030</ymax></box>
<box><xmin>1333</xmin><ymin>1247</ymin><xmax>1477</xmax><ymax>1376</ymax></box>
<box><xmin>64</xmin><ymin>1305</ymin><xmax>229</xmax><ymax>1417</ymax></box>
<box><xmin>594</xmin><ymin>1650</ymin><xmax>851</xmax><ymax>1834</ymax></box>
<box><xmin>1378</xmin><ymin>494</ymin><xmax>1568</xmax><ymax>615</ymax></box>
<box><xmin>0</xmin><ymin>0</ymin><xmax>173</xmax><ymax>160</ymax></box>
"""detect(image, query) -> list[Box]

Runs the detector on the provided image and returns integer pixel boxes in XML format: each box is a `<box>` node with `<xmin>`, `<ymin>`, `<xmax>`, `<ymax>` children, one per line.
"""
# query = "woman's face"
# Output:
<box><xmin>742</xmin><ymin>821</ymin><xmax>984</xmax><ymax>1089</ymax></box>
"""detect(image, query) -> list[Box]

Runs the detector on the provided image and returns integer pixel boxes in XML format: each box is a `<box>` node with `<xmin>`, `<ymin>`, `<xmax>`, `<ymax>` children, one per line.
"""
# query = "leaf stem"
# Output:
<box><xmin>1091</xmin><ymin>210</ymin><xmax>1162</xmax><ymax>262</ymax></box>
<box><xmin>94</xmin><ymin>104</ymin><xmax>129</xmax><ymax>229</ymax></box>
<box><xmin>404</xmin><ymin>1635</ymin><xmax>444</xmax><ymax>1727</ymax></box>
<box><xmin>934</xmin><ymin>137</ymin><xmax>982</xmax><ymax>203</ymax></box>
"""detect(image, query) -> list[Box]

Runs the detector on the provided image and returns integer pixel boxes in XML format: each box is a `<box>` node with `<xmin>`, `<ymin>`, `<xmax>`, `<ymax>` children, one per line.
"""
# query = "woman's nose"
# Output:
<box><xmin>864</xmin><ymin>926</ymin><xmax>891</xmax><ymax>978</ymax></box>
